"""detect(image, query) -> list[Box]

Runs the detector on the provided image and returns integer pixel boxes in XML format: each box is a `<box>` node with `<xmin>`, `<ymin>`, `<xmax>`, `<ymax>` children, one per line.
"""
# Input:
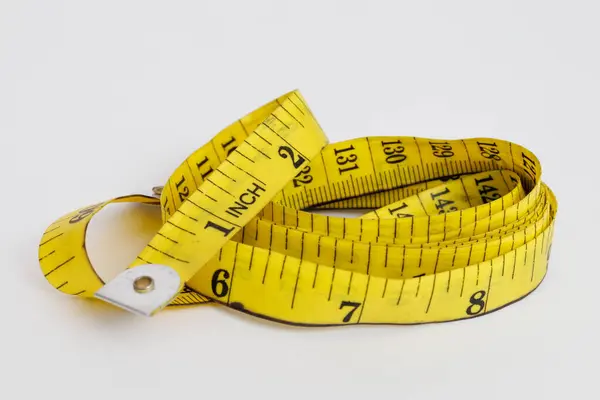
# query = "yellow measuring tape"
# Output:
<box><xmin>38</xmin><ymin>90</ymin><xmax>557</xmax><ymax>325</ymax></box>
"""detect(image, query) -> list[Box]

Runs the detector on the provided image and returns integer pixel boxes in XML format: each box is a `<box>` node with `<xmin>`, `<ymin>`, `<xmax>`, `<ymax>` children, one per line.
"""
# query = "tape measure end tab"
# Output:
<box><xmin>151</xmin><ymin>186</ymin><xmax>163</xmax><ymax>198</ymax></box>
<box><xmin>94</xmin><ymin>264</ymin><xmax>181</xmax><ymax>317</ymax></box>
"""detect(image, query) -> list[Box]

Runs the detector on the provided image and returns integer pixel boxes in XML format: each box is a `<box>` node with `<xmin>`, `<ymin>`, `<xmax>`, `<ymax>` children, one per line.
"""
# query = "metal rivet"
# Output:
<box><xmin>133</xmin><ymin>276</ymin><xmax>155</xmax><ymax>293</ymax></box>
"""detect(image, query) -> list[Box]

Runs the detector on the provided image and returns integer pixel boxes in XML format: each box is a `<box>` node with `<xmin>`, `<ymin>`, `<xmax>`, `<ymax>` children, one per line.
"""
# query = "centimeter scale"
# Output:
<box><xmin>38</xmin><ymin>90</ymin><xmax>557</xmax><ymax>326</ymax></box>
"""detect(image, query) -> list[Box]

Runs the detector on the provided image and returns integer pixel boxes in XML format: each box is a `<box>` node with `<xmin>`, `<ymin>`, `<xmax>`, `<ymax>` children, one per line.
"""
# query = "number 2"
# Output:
<box><xmin>278</xmin><ymin>146</ymin><xmax>305</xmax><ymax>169</ymax></box>
<box><xmin>293</xmin><ymin>166</ymin><xmax>313</xmax><ymax>187</ymax></box>
<box><xmin>430</xmin><ymin>141</ymin><xmax>454</xmax><ymax>158</ymax></box>
<box><xmin>175</xmin><ymin>175</ymin><xmax>190</xmax><ymax>202</ymax></box>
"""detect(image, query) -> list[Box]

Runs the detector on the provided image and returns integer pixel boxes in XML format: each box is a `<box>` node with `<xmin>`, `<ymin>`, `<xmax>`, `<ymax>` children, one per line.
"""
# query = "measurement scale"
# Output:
<box><xmin>38</xmin><ymin>90</ymin><xmax>557</xmax><ymax>325</ymax></box>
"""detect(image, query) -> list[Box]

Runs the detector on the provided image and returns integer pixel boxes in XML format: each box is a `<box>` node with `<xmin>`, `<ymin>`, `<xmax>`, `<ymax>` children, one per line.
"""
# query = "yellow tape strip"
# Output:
<box><xmin>38</xmin><ymin>90</ymin><xmax>557</xmax><ymax>325</ymax></box>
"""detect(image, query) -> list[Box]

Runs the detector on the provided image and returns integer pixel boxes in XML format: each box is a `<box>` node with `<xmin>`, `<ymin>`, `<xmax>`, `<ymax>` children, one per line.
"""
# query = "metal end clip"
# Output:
<box><xmin>94</xmin><ymin>264</ymin><xmax>181</xmax><ymax>317</ymax></box>
<box><xmin>151</xmin><ymin>186</ymin><xmax>163</xmax><ymax>198</ymax></box>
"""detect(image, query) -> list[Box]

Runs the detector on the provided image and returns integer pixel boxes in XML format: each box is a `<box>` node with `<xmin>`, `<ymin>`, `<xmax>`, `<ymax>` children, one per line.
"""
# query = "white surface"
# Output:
<box><xmin>1</xmin><ymin>1</ymin><xmax>597</xmax><ymax>399</ymax></box>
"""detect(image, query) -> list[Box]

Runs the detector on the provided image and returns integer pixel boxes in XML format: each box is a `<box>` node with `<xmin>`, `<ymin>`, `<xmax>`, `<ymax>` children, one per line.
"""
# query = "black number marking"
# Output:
<box><xmin>480</xmin><ymin>188</ymin><xmax>501</xmax><ymax>203</ymax></box>
<box><xmin>339</xmin><ymin>301</ymin><xmax>361</xmax><ymax>323</ymax></box>
<box><xmin>204</xmin><ymin>220</ymin><xmax>235</xmax><ymax>237</ymax></box>
<box><xmin>388</xmin><ymin>202</ymin><xmax>412</xmax><ymax>218</ymax></box>
<box><xmin>474</xmin><ymin>174</ymin><xmax>501</xmax><ymax>203</ymax></box>
<box><xmin>477</xmin><ymin>141</ymin><xmax>501</xmax><ymax>161</ymax></box>
<box><xmin>221</xmin><ymin>136</ymin><xmax>237</xmax><ymax>156</ymax></box>
<box><xmin>381</xmin><ymin>139</ymin><xmax>407</xmax><ymax>164</ymax></box>
<box><xmin>474</xmin><ymin>175</ymin><xmax>493</xmax><ymax>186</ymax></box>
<box><xmin>334</xmin><ymin>145</ymin><xmax>360</xmax><ymax>174</ymax></box>
<box><xmin>338</xmin><ymin>164</ymin><xmax>359</xmax><ymax>174</ymax></box>
<box><xmin>211</xmin><ymin>269</ymin><xmax>230</xmax><ymax>297</ymax></box>
<box><xmin>69</xmin><ymin>205</ymin><xmax>99</xmax><ymax>224</ymax></box>
<box><xmin>466</xmin><ymin>290</ymin><xmax>486</xmax><ymax>315</ymax></box>
<box><xmin>164</xmin><ymin>197</ymin><xmax>172</xmax><ymax>216</ymax></box>
<box><xmin>522</xmin><ymin>153</ymin><xmax>537</xmax><ymax>181</ymax></box>
<box><xmin>430</xmin><ymin>187</ymin><xmax>458</xmax><ymax>213</ymax></box>
<box><xmin>430</xmin><ymin>141</ymin><xmax>454</xmax><ymax>158</ymax></box>
<box><xmin>292</xmin><ymin>166</ymin><xmax>313</xmax><ymax>187</ymax></box>
<box><xmin>196</xmin><ymin>156</ymin><xmax>214</xmax><ymax>180</ymax></box>
<box><xmin>175</xmin><ymin>176</ymin><xmax>190</xmax><ymax>202</ymax></box>
<box><xmin>278</xmin><ymin>146</ymin><xmax>305</xmax><ymax>169</ymax></box>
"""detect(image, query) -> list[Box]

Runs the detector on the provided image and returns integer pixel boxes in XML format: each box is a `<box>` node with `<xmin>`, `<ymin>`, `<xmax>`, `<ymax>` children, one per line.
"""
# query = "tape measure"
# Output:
<box><xmin>38</xmin><ymin>90</ymin><xmax>558</xmax><ymax>325</ymax></box>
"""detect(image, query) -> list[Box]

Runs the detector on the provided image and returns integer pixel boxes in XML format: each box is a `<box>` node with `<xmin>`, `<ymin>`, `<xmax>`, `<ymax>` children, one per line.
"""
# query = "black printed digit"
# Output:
<box><xmin>388</xmin><ymin>202</ymin><xmax>412</xmax><ymax>218</ymax></box>
<box><xmin>221</xmin><ymin>136</ymin><xmax>237</xmax><ymax>156</ymax></box>
<box><xmin>430</xmin><ymin>141</ymin><xmax>454</xmax><ymax>158</ymax></box>
<box><xmin>466</xmin><ymin>290</ymin><xmax>486</xmax><ymax>315</ymax></box>
<box><xmin>164</xmin><ymin>197</ymin><xmax>172</xmax><ymax>216</ymax></box>
<box><xmin>69</xmin><ymin>205</ymin><xmax>100</xmax><ymax>224</ymax></box>
<box><xmin>204</xmin><ymin>220</ymin><xmax>235</xmax><ymax>237</ymax></box>
<box><xmin>339</xmin><ymin>301</ymin><xmax>361</xmax><ymax>323</ymax></box>
<box><xmin>381</xmin><ymin>139</ymin><xmax>407</xmax><ymax>164</ymax></box>
<box><xmin>175</xmin><ymin>175</ymin><xmax>190</xmax><ymax>202</ymax></box>
<box><xmin>196</xmin><ymin>156</ymin><xmax>214</xmax><ymax>180</ymax></box>
<box><xmin>477</xmin><ymin>141</ymin><xmax>501</xmax><ymax>161</ymax></box>
<box><xmin>292</xmin><ymin>166</ymin><xmax>313</xmax><ymax>187</ymax></box>
<box><xmin>474</xmin><ymin>174</ymin><xmax>501</xmax><ymax>203</ymax></box>
<box><xmin>430</xmin><ymin>187</ymin><xmax>458</xmax><ymax>213</ymax></box>
<box><xmin>334</xmin><ymin>145</ymin><xmax>360</xmax><ymax>174</ymax></box>
<box><xmin>211</xmin><ymin>269</ymin><xmax>230</xmax><ymax>298</ymax></box>
<box><xmin>278</xmin><ymin>146</ymin><xmax>305</xmax><ymax>169</ymax></box>
<box><xmin>522</xmin><ymin>153</ymin><xmax>537</xmax><ymax>181</ymax></box>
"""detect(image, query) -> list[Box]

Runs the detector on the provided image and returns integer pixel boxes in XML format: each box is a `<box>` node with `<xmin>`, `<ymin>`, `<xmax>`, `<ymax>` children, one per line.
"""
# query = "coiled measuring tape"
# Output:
<box><xmin>38</xmin><ymin>90</ymin><xmax>557</xmax><ymax>325</ymax></box>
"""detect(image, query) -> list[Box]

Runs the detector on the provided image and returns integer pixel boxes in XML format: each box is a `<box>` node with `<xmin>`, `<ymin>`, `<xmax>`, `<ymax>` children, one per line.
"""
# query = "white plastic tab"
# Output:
<box><xmin>94</xmin><ymin>264</ymin><xmax>181</xmax><ymax>317</ymax></box>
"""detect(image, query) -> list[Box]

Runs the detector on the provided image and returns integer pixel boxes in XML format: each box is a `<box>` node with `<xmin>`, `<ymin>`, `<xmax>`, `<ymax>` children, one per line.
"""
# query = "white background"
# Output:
<box><xmin>1</xmin><ymin>1</ymin><xmax>597</xmax><ymax>399</ymax></box>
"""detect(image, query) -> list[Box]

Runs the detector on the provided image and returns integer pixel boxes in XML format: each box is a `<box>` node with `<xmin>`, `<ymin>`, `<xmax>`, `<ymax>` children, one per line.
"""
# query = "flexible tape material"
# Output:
<box><xmin>38</xmin><ymin>90</ymin><xmax>557</xmax><ymax>325</ymax></box>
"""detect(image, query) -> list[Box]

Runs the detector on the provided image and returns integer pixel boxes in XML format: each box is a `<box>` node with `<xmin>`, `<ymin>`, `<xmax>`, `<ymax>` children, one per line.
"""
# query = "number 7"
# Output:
<box><xmin>339</xmin><ymin>301</ymin><xmax>361</xmax><ymax>323</ymax></box>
